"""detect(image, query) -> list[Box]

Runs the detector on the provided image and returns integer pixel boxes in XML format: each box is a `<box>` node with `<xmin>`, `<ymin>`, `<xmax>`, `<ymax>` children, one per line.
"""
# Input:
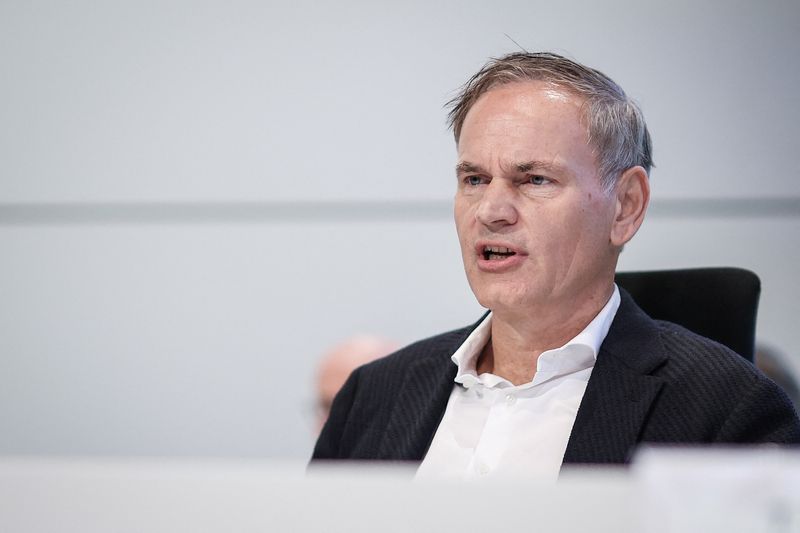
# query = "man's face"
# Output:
<box><xmin>454</xmin><ymin>81</ymin><xmax>619</xmax><ymax>316</ymax></box>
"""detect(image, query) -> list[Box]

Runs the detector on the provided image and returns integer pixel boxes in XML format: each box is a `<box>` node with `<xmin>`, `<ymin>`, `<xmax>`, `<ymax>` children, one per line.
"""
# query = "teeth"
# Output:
<box><xmin>483</xmin><ymin>246</ymin><xmax>513</xmax><ymax>253</ymax></box>
<box><xmin>482</xmin><ymin>245</ymin><xmax>516</xmax><ymax>260</ymax></box>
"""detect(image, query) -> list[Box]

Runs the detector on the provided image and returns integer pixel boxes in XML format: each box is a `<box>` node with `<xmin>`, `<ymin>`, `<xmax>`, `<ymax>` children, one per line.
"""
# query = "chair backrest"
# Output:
<box><xmin>614</xmin><ymin>267</ymin><xmax>760</xmax><ymax>362</ymax></box>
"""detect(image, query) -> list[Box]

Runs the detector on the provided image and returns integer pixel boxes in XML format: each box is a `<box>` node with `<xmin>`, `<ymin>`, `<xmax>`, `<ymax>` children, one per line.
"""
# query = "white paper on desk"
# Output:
<box><xmin>632</xmin><ymin>447</ymin><xmax>800</xmax><ymax>533</ymax></box>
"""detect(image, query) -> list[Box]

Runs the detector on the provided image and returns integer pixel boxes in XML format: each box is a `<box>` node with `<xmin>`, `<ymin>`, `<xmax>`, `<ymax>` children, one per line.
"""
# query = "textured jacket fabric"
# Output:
<box><xmin>312</xmin><ymin>290</ymin><xmax>800</xmax><ymax>464</ymax></box>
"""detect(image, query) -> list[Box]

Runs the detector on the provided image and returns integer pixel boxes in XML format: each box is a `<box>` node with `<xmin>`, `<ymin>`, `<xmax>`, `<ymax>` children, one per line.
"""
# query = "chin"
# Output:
<box><xmin>472</xmin><ymin>284</ymin><xmax>535</xmax><ymax>312</ymax></box>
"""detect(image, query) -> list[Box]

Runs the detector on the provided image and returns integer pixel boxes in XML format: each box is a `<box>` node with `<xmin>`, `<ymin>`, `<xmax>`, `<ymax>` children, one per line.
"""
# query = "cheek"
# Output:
<box><xmin>571</xmin><ymin>204</ymin><xmax>616</xmax><ymax>257</ymax></box>
<box><xmin>578</xmin><ymin>190</ymin><xmax>615</xmax><ymax>227</ymax></box>
<box><xmin>540</xmin><ymin>204</ymin><xmax>609</xmax><ymax>261</ymax></box>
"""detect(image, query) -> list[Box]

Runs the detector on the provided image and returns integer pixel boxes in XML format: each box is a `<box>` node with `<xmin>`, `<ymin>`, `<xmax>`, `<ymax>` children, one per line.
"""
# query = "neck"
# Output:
<box><xmin>477</xmin><ymin>283</ymin><xmax>614</xmax><ymax>385</ymax></box>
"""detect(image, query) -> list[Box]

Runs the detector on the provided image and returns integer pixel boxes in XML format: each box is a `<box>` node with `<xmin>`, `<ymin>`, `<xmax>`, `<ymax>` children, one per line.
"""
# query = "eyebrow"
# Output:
<box><xmin>515</xmin><ymin>160</ymin><xmax>569</xmax><ymax>174</ymax></box>
<box><xmin>455</xmin><ymin>161</ymin><xmax>485</xmax><ymax>174</ymax></box>
<box><xmin>455</xmin><ymin>160</ymin><xmax>569</xmax><ymax>175</ymax></box>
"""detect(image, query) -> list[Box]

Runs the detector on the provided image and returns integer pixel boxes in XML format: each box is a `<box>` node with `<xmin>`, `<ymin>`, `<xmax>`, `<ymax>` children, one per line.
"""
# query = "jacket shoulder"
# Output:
<box><xmin>647</xmin><ymin>319</ymin><xmax>800</xmax><ymax>443</ymax></box>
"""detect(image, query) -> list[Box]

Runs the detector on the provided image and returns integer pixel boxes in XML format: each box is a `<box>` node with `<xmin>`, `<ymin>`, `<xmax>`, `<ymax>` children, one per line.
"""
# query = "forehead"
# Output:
<box><xmin>461</xmin><ymin>81</ymin><xmax>586</xmax><ymax>136</ymax></box>
<box><xmin>457</xmin><ymin>81</ymin><xmax>596</xmax><ymax>174</ymax></box>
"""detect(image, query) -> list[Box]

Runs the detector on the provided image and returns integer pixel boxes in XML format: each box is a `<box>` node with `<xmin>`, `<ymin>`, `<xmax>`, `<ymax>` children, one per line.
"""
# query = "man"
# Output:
<box><xmin>312</xmin><ymin>52</ymin><xmax>800</xmax><ymax>478</ymax></box>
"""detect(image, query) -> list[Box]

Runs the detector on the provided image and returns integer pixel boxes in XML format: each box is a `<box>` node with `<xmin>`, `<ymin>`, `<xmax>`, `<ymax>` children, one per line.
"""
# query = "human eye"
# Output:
<box><xmin>462</xmin><ymin>175</ymin><xmax>487</xmax><ymax>187</ymax></box>
<box><xmin>527</xmin><ymin>175</ymin><xmax>550</xmax><ymax>186</ymax></box>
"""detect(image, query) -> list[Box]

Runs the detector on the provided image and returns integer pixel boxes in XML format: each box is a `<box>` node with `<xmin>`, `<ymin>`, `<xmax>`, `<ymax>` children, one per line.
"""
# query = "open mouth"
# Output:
<box><xmin>482</xmin><ymin>246</ymin><xmax>517</xmax><ymax>261</ymax></box>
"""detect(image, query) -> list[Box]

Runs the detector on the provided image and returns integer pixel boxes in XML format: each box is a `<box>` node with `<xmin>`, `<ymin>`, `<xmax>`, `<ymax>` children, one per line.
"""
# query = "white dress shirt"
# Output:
<box><xmin>415</xmin><ymin>285</ymin><xmax>621</xmax><ymax>482</ymax></box>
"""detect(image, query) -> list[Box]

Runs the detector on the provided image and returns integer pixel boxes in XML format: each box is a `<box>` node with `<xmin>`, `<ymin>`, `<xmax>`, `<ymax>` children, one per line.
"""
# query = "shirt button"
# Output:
<box><xmin>505</xmin><ymin>393</ymin><xmax>517</xmax><ymax>406</ymax></box>
<box><xmin>477</xmin><ymin>463</ymin><xmax>490</xmax><ymax>476</ymax></box>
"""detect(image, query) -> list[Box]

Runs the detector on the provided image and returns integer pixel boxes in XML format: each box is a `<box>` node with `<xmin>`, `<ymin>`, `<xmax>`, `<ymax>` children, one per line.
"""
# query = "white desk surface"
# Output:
<box><xmin>0</xmin><ymin>448</ymin><xmax>797</xmax><ymax>533</ymax></box>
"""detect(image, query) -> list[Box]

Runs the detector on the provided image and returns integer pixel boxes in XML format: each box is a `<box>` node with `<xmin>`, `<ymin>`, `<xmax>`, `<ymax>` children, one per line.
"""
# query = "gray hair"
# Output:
<box><xmin>446</xmin><ymin>52</ymin><xmax>653</xmax><ymax>190</ymax></box>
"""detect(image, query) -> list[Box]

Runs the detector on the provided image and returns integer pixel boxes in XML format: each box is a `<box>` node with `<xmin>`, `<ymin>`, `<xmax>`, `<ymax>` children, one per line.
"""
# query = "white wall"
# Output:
<box><xmin>1</xmin><ymin>0</ymin><xmax>798</xmax><ymax>458</ymax></box>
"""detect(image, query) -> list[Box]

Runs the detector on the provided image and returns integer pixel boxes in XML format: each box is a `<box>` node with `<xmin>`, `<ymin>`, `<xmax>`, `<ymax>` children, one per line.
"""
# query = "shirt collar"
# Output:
<box><xmin>451</xmin><ymin>284</ymin><xmax>621</xmax><ymax>388</ymax></box>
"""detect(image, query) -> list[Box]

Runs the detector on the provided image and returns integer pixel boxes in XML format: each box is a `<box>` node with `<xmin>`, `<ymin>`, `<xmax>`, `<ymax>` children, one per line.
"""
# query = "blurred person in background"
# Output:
<box><xmin>757</xmin><ymin>344</ymin><xmax>800</xmax><ymax>409</ymax></box>
<box><xmin>315</xmin><ymin>336</ymin><xmax>399</xmax><ymax>433</ymax></box>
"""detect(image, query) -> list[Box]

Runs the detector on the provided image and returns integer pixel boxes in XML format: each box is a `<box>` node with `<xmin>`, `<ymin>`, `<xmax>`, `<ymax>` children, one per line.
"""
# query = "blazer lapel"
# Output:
<box><xmin>377</xmin><ymin>354</ymin><xmax>457</xmax><ymax>460</ymax></box>
<box><xmin>563</xmin><ymin>290</ymin><xmax>667</xmax><ymax>464</ymax></box>
<box><xmin>376</xmin><ymin>317</ymin><xmax>487</xmax><ymax>461</ymax></box>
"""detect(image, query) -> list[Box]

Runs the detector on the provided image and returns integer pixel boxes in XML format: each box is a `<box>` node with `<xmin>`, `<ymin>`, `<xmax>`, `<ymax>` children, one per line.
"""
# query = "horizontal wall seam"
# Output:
<box><xmin>0</xmin><ymin>198</ymin><xmax>798</xmax><ymax>225</ymax></box>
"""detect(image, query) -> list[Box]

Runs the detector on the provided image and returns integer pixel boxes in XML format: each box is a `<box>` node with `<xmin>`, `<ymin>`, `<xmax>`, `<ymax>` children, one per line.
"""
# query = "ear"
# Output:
<box><xmin>610</xmin><ymin>166</ymin><xmax>649</xmax><ymax>247</ymax></box>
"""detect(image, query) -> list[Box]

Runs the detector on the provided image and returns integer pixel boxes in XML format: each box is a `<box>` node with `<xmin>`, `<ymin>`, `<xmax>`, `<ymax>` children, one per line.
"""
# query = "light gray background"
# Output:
<box><xmin>1</xmin><ymin>0</ymin><xmax>798</xmax><ymax>458</ymax></box>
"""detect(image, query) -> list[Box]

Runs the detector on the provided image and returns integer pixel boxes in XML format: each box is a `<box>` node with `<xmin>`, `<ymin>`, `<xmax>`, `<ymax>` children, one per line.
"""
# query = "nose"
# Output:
<box><xmin>475</xmin><ymin>180</ymin><xmax>518</xmax><ymax>230</ymax></box>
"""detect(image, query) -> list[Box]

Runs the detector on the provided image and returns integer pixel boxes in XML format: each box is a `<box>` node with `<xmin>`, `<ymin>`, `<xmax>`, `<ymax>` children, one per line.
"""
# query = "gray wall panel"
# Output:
<box><xmin>0</xmin><ymin>221</ymin><xmax>477</xmax><ymax>458</ymax></box>
<box><xmin>1</xmin><ymin>0</ymin><xmax>798</xmax><ymax>202</ymax></box>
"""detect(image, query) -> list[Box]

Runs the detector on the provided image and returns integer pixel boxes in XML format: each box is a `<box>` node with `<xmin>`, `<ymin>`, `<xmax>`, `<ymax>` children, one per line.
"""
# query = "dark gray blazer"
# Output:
<box><xmin>313</xmin><ymin>290</ymin><xmax>800</xmax><ymax>464</ymax></box>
